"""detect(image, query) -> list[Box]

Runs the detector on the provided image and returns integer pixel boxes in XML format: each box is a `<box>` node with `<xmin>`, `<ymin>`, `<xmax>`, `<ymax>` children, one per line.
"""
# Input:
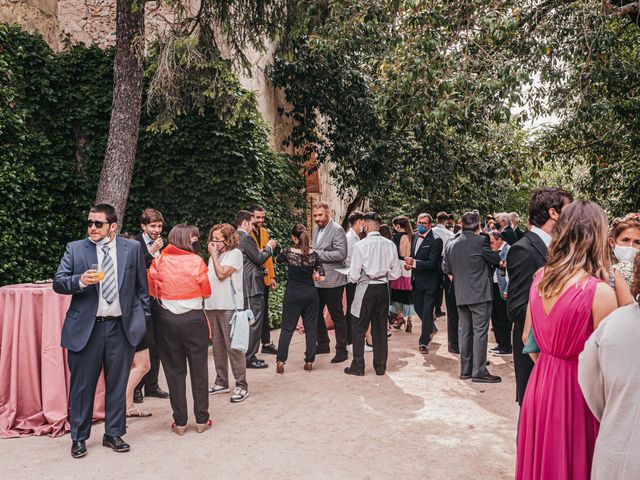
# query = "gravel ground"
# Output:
<box><xmin>1</xmin><ymin>316</ymin><xmax>518</xmax><ymax>480</ymax></box>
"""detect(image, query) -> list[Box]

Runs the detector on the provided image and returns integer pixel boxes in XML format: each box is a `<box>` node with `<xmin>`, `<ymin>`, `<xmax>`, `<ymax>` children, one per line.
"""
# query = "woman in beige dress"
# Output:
<box><xmin>578</xmin><ymin>254</ymin><xmax>640</xmax><ymax>480</ymax></box>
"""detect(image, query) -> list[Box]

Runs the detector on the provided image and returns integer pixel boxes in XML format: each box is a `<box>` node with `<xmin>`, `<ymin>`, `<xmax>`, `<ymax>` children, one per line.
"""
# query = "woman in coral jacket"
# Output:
<box><xmin>148</xmin><ymin>224</ymin><xmax>212</xmax><ymax>436</ymax></box>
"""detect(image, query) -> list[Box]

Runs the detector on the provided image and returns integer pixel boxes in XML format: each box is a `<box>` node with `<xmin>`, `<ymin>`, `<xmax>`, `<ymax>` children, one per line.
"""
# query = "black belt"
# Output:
<box><xmin>96</xmin><ymin>315</ymin><xmax>122</xmax><ymax>323</ymax></box>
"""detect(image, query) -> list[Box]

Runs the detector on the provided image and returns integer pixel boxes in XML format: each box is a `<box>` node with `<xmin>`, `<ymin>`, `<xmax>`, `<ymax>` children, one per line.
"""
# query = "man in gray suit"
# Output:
<box><xmin>236</xmin><ymin>210</ymin><xmax>276</xmax><ymax>369</ymax></box>
<box><xmin>312</xmin><ymin>201</ymin><xmax>349</xmax><ymax>363</ymax></box>
<box><xmin>443</xmin><ymin>211</ymin><xmax>502</xmax><ymax>383</ymax></box>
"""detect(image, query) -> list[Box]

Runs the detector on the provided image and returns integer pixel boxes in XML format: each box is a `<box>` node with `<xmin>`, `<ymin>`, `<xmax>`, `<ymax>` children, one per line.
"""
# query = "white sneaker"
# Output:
<box><xmin>208</xmin><ymin>385</ymin><xmax>230</xmax><ymax>395</ymax></box>
<box><xmin>364</xmin><ymin>343</ymin><xmax>373</xmax><ymax>352</ymax></box>
<box><xmin>230</xmin><ymin>387</ymin><xmax>249</xmax><ymax>403</ymax></box>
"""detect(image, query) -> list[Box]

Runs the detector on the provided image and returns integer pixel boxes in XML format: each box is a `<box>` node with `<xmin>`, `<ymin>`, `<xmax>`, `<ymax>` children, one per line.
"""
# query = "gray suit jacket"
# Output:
<box><xmin>313</xmin><ymin>219</ymin><xmax>347</xmax><ymax>288</ymax></box>
<box><xmin>53</xmin><ymin>237</ymin><xmax>150</xmax><ymax>352</ymax></box>
<box><xmin>443</xmin><ymin>231</ymin><xmax>501</xmax><ymax>306</ymax></box>
<box><xmin>238</xmin><ymin>229</ymin><xmax>272</xmax><ymax>298</ymax></box>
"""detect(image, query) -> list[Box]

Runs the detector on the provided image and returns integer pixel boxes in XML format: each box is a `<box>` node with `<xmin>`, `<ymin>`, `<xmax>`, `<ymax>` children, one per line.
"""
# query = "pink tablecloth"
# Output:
<box><xmin>0</xmin><ymin>283</ymin><xmax>105</xmax><ymax>438</ymax></box>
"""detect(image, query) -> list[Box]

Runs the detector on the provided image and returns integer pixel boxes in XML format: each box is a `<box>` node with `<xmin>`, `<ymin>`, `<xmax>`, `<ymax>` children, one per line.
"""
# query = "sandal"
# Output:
<box><xmin>393</xmin><ymin>318</ymin><xmax>406</xmax><ymax>330</ymax></box>
<box><xmin>127</xmin><ymin>407</ymin><xmax>152</xmax><ymax>418</ymax></box>
<box><xmin>171</xmin><ymin>423</ymin><xmax>186</xmax><ymax>436</ymax></box>
<box><xmin>405</xmin><ymin>320</ymin><xmax>412</xmax><ymax>333</ymax></box>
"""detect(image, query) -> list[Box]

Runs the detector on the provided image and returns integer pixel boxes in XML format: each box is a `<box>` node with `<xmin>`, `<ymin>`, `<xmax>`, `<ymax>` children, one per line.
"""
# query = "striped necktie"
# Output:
<box><xmin>101</xmin><ymin>245</ymin><xmax>117</xmax><ymax>304</ymax></box>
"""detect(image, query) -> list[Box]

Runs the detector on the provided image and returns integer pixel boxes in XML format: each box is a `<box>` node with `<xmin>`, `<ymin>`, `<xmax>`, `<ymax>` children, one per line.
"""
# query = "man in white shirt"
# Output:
<box><xmin>506</xmin><ymin>187</ymin><xmax>573</xmax><ymax>405</ymax></box>
<box><xmin>133</xmin><ymin>208</ymin><xmax>169</xmax><ymax>402</ymax></box>
<box><xmin>344</xmin><ymin>212</ymin><xmax>401</xmax><ymax>376</ymax></box>
<box><xmin>345</xmin><ymin>210</ymin><xmax>364</xmax><ymax>349</ymax></box>
<box><xmin>53</xmin><ymin>204</ymin><xmax>150</xmax><ymax>458</ymax></box>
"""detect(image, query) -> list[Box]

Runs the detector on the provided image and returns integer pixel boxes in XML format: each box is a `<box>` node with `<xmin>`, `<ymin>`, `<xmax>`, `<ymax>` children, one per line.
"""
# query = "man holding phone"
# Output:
<box><xmin>133</xmin><ymin>209</ymin><xmax>170</xmax><ymax>402</ymax></box>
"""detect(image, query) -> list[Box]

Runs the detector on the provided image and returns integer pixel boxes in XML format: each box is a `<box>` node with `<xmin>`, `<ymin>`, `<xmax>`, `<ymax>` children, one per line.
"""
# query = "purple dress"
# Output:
<box><xmin>516</xmin><ymin>272</ymin><xmax>600</xmax><ymax>480</ymax></box>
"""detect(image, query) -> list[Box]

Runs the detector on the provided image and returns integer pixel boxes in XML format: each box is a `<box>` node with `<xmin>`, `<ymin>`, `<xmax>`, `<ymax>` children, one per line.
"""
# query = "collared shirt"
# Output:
<box><xmin>530</xmin><ymin>226</ymin><xmax>552</xmax><ymax>248</ymax></box>
<box><xmin>413</xmin><ymin>229</ymin><xmax>431</xmax><ymax>255</ymax></box>
<box><xmin>142</xmin><ymin>232</ymin><xmax>160</xmax><ymax>258</ymax></box>
<box><xmin>95</xmin><ymin>236</ymin><xmax>122</xmax><ymax>317</ymax></box>
<box><xmin>349</xmin><ymin>231</ymin><xmax>401</xmax><ymax>284</ymax></box>
<box><xmin>432</xmin><ymin>224</ymin><xmax>454</xmax><ymax>255</ymax></box>
<box><xmin>345</xmin><ymin>228</ymin><xmax>360</xmax><ymax>268</ymax></box>
<box><xmin>316</xmin><ymin>224</ymin><xmax>328</xmax><ymax>245</ymax></box>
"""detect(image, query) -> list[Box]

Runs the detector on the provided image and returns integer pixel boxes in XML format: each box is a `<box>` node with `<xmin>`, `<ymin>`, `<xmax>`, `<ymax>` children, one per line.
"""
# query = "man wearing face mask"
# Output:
<box><xmin>507</xmin><ymin>187</ymin><xmax>573</xmax><ymax>405</ymax></box>
<box><xmin>53</xmin><ymin>204</ymin><xmax>150</xmax><ymax>458</ymax></box>
<box><xmin>236</xmin><ymin>210</ymin><xmax>276</xmax><ymax>369</ymax></box>
<box><xmin>403</xmin><ymin>213</ymin><xmax>444</xmax><ymax>354</ymax></box>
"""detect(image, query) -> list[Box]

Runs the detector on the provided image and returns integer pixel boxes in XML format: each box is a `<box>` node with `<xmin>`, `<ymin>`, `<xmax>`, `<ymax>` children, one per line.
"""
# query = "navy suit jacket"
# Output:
<box><xmin>53</xmin><ymin>236</ymin><xmax>151</xmax><ymax>352</ymax></box>
<box><xmin>410</xmin><ymin>230</ymin><xmax>443</xmax><ymax>292</ymax></box>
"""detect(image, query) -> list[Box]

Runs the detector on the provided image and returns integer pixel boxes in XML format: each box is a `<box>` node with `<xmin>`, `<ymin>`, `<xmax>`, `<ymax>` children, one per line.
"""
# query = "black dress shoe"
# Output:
<box><xmin>448</xmin><ymin>344</ymin><xmax>460</xmax><ymax>354</ymax></box>
<box><xmin>247</xmin><ymin>360</ymin><xmax>269</xmax><ymax>369</ymax></box>
<box><xmin>435</xmin><ymin>310</ymin><xmax>446</xmax><ymax>318</ymax></box>
<box><xmin>261</xmin><ymin>343</ymin><xmax>278</xmax><ymax>355</ymax></box>
<box><xmin>133</xmin><ymin>388</ymin><xmax>143</xmax><ymax>403</ymax></box>
<box><xmin>459</xmin><ymin>374</ymin><xmax>471</xmax><ymax>380</ymax></box>
<box><xmin>145</xmin><ymin>387</ymin><xmax>170</xmax><ymax>399</ymax></box>
<box><xmin>344</xmin><ymin>367</ymin><xmax>364</xmax><ymax>376</ymax></box>
<box><xmin>316</xmin><ymin>344</ymin><xmax>331</xmax><ymax>354</ymax></box>
<box><xmin>71</xmin><ymin>440</ymin><xmax>87</xmax><ymax>458</ymax></box>
<box><xmin>330</xmin><ymin>354</ymin><xmax>348</xmax><ymax>364</ymax></box>
<box><xmin>102</xmin><ymin>435</ymin><xmax>130</xmax><ymax>452</ymax></box>
<box><xmin>472</xmin><ymin>373</ymin><xmax>502</xmax><ymax>384</ymax></box>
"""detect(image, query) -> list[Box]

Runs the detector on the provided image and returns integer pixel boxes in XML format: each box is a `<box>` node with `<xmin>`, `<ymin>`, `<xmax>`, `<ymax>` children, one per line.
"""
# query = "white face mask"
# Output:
<box><xmin>614</xmin><ymin>244</ymin><xmax>640</xmax><ymax>263</ymax></box>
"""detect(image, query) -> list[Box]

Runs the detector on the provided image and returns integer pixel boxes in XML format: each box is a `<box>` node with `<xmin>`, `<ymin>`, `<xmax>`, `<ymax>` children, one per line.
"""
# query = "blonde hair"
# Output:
<box><xmin>538</xmin><ymin>200</ymin><xmax>611</xmax><ymax>298</ymax></box>
<box><xmin>312</xmin><ymin>201</ymin><xmax>330</xmax><ymax>211</ymax></box>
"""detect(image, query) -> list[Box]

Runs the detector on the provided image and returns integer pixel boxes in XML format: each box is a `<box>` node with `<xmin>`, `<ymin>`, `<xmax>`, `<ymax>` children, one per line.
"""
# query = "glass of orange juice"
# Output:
<box><xmin>90</xmin><ymin>263</ymin><xmax>106</xmax><ymax>281</ymax></box>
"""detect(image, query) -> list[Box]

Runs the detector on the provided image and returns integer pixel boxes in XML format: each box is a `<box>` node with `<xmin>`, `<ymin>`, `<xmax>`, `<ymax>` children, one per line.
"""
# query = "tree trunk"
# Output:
<box><xmin>340</xmin><ymin>192</ymin><xmax>366</xmax><ymax>230</ymax></box>
<box><xmin>95</xmin><ymin>0</ymin><xmax>145</xmax><ymax>225</ymax></box>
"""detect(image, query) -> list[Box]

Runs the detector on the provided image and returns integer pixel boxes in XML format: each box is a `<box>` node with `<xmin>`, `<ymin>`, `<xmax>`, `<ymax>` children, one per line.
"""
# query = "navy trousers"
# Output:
<box><xmin>67</xmin><ymin>318</ymin><xmax>135</xmax><ymax>441</ymax></box>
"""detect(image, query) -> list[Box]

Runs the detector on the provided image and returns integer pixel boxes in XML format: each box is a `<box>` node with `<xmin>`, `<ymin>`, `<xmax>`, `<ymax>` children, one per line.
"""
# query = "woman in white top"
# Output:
<box><xmin>205</xmin><ymin>223</ymin><xmax>248</xmax><ymax>403</ymax></box>
<box><xmin>578</xmin><ymin>254</ymin><xmax>640</xmax><ymax>479</ymax></box>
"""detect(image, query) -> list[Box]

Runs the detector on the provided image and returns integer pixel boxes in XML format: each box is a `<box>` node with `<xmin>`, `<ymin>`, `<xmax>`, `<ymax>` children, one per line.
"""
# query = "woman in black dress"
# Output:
<box><xmin>275</xmin><ymin>224</ymin><xmax>325</xmax><ymax>373</ymax></box>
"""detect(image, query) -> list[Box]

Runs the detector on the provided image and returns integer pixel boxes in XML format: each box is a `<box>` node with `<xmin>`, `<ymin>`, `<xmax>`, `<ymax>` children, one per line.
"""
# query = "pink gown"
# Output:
<box><xmin>516</xmin><ymin>272</ymin><xmax>600</xmax><ymax>480</ymax></box>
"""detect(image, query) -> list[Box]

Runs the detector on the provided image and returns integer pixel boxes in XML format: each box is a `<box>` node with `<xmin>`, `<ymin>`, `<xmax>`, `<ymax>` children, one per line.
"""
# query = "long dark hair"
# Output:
<box><xmin>392</xmin><ymin>216</ymin><xmax>413</xmax><ymax>238</ymax></box>
<box><xmin>291</xmin><ymin>223</ymin><xmax>311</xmax><ymax>255</ymax></box>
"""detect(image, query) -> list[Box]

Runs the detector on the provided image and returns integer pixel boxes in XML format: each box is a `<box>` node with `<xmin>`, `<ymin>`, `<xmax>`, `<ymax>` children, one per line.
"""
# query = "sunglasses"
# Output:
<box><xmin>86</xmin><ymin>220</ymin><xmax>111</xmax><ymax>229</ymax></box>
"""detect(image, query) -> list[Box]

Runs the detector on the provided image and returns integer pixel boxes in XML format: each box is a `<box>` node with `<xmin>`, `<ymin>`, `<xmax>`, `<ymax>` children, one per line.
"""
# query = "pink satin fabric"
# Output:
<box><xmin>0</xmin><ymin>284</ymin><xmax>105</xmax><ymax>438</ymax></box>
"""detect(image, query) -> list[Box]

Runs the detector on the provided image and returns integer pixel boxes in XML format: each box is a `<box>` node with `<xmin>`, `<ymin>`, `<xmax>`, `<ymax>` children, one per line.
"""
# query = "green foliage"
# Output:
<box><xmin>0</xmin><ymin>23</ymin><xmax>304</xmax><ymax>294</ymax></box>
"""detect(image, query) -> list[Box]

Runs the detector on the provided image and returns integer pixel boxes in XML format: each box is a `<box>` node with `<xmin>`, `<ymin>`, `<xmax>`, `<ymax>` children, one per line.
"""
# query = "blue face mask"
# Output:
<box><xmin>417</xmin><ymin>225</ymin><xmax>428</xmax><ymax>235</ymax></box>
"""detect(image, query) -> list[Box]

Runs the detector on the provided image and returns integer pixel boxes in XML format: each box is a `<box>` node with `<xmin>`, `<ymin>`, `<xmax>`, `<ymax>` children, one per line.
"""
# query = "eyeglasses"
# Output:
<box><xmin>86</xmin><ymin>220</ymin><xmax>111</xmax><ymax>229</ymax></box>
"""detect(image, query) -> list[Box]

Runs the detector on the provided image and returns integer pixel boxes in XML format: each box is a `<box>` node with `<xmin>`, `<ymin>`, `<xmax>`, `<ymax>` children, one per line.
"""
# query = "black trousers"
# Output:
<box><xmin>513</xmin><ymin>317</ymin><xmax>534</xmax><ymax>406</ymax></box>
<box><xmin>316</xmin><ymin>286</ymin><xmax>347</xmax><ymax>356</ymax></box>
<box><xmin>349</xmin><ymin>284</ymin><xmax>390</xmax><ymax>375</ymax></box>
<box><xmin>443</xmin><ymin>275</ymin><xmax>459</xmax><ymax>348</ymax></box>
<box><xmin>491</xmin><ymin>283</ymin><xmax>512</xmax><ymax>350</ymax></box>
<box><xmin>436</xmin><ymin>281</ymin><xmax>444</xmax><ymax>313</ymax></box>
<box><xmin>412</xmin><ymin>289</ymin><xmax>437</xmax><ymax>347</ymax></box>
<box><xmin>138</xmin><ymin>301</ymin><xmax>162</xmax><ymax>393</ymax></box>
<box><xmin>261</xmin><ymin>283</ymin><xmax>272</xmax><ymax>344</ymax></box>
<box><xmin>277</xmin><ymin>282</ymin><xmax>318</xmax><ymax>363</ymax></box>
<box><xmin>67</xmin><ymin>318</ymin><xmax>135</xmax><ymax>442</ymax></box>
<box><xmin>345</xmin><ymin>282</ymin><xmax>357</xmax><ymax>345</ymax></box>
<box><xmin>156</xmin><ymin>308</ymin><xmax>209</xmax><ymax>426</ymax></box>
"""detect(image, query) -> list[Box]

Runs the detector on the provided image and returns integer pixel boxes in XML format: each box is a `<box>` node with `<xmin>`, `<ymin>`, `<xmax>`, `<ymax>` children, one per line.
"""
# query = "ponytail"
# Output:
<box><xmin>291</xmin><ymin>223</ymin><xmax>311</xmax><ymax>255</ymax></box>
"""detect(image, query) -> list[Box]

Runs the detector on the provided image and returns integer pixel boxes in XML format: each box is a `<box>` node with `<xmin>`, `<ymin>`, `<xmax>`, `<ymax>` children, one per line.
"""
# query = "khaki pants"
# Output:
<box><xmin>207</xmin><ymin>309</ymin><xmax>248</xmax><ymax>390</ymax></box>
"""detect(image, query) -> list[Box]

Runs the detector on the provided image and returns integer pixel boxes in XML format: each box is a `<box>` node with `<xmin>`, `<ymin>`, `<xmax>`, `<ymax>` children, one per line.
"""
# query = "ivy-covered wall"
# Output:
<box><xmin>0</xmin><ymin>23</ymin><xmax>305</xmax><ymax>320</ymax></box>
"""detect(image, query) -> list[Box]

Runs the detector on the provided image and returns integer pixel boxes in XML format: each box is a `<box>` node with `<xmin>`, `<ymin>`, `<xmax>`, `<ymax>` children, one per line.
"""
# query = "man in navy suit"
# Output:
<box><xmin>53</xmin><ymin>204</ymin><xmax>150</xmax><ymax>458</ymax></box>
<box><xmin>403</xmin><ymin>213</ymin><xmax>443</xmax><ymax>354</ymax></box>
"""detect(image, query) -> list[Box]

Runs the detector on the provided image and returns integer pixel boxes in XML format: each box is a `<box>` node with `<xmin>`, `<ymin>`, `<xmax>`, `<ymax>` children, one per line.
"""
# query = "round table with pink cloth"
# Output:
<box><xmin>0</xmin><ymin>283</ymin><xmax>105</xmax><ymax>438</ymax></box>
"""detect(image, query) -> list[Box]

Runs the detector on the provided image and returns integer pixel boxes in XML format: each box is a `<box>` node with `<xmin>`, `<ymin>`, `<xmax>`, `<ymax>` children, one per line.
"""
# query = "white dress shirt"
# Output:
<box><xmin>142</xmin><ymin>232</ymin><xmax>160</xmax><ymax>258</ymax></box>
<box><xmin>95</xmin><ymin>236</ymin><xmax>122</xmax><ymax>317</ymax></box>
<box><xmin>349</xmin><ymin>231</ymin><xmax>401</xmax><ymax>284</ymax></box>
<box><xmin>530</xmin><ymin>226</ymin><xmax>552</xmax><ymax>248</ymax></box>
<box><xmin>345</xmin><ymin>228</ymin><xmax>360</xmax><ymax>268</ymax></box>
<box><xmin>432</xmin><ymin>224</ymin><xmax>454</xmax><ymax>255</ymax></box>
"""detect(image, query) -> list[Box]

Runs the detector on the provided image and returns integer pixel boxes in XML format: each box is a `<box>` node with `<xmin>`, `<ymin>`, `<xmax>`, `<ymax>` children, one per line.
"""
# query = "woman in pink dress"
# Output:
<box><xmin>516</xmin><ymin>200</ymin><xmax>618</xmax><ymax>480</ymax></box>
